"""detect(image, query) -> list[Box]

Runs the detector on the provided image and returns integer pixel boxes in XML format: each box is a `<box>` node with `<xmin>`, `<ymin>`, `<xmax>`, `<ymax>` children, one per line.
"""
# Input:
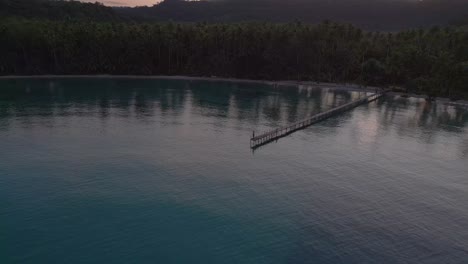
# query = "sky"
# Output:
<box><xmin>82</xmin><ymin>0</ymin><xmax>425</xmax><ymax>7</ymax></box>
<box><xmin>81</xmin><ymin>0</ymin><xmax>161</xmax><ymax>6</ymax></box>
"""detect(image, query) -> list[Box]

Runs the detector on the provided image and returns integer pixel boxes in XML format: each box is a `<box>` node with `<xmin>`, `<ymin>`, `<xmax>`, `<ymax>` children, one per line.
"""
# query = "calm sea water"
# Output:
<box><xmin>1</xmin><ymin>78</ymin><xmax>467</xmax><ymax>264</ymax></box>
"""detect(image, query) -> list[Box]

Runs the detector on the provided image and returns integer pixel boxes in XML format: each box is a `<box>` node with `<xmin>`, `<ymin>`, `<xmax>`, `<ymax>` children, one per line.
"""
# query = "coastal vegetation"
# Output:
<box><xmin>1</xmin><ymin>18</ymin><xmax>466</xmax><ymax>98</ymax></box>
<box><xmin>0</xmin><ymin>0</ymin><xmax>467</xmax><ymax>99</ymax></box>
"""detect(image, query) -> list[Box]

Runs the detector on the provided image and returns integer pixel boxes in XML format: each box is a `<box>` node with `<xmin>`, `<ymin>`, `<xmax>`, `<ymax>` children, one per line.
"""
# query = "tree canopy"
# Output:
<box><xmin>0</xmin><ymin>0</ymin><xmax>466</xmax><ymax>99</ymax></box>
<box><xmin>0</xmin><ymin>18</ymin><xmax>466</xmax><ymax>98</ymax></box>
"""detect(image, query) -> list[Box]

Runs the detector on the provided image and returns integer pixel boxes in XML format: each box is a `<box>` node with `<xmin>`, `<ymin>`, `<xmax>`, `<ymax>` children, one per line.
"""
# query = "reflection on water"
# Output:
<box><xmin>0</xmin><ymin>79</ymin><xmax>355</xmax><ymax>123</ymax></box>
<box><xmin>1</xmin><ymin>78</ymin><xmax>467</xmax><ymax>131</ymax></box>
<box><xmin>0</xmin><ymin>79</ymin><xmax>467</xmax><ymax>150</ymax></box>
<box><xmin>0</xmin><ymin>78</ymin><xmax>467</xmax><ymax>264</ymax></box>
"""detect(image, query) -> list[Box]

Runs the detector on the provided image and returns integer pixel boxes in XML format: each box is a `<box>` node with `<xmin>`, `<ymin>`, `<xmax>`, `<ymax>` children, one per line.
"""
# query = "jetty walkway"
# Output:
<box><xmin>250</xmin><ymin>91</ymin><xmax>386</xmax><ymax>149</ymax></box>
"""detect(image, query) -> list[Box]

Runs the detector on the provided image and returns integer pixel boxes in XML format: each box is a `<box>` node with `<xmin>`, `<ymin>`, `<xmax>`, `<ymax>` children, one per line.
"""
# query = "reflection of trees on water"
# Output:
<box><xmin>461</xmin><ymin>136</ymin><xmax>468</xmax><ymax>158</ymax></box>
<box><xmin>378</xmin><ymin>96</ymin><xmax>468</xmax><ymax>135</ymax></box>
<box><xmin>0</xmin><ymin>79</ymin><xmax>467</xmax><ymax>145</ymax></box>
<box><xmin>369</xmin><ymin>95</ymin><xmax>468</xmax><ymax>157</ymax></box>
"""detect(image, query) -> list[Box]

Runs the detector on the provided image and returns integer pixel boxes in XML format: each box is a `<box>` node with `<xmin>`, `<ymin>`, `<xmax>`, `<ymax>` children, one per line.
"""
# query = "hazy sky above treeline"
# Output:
<box><xmin>81</xmin><ymin>0</ymin><xmax>160</xmax><ymax>6</ymax></box>
<box><xmin>82</xmin><ymin>0</ymin><xmax>431</xmax><ymax>7</ymax></box>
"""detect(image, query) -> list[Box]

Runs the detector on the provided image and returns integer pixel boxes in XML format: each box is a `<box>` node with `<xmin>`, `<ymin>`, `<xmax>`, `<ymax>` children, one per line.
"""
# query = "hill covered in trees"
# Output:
<box><xmin>117</xmin><ymin>0</ymin><xmax>468</xmax><ymax>31</ymax></box>
<box><xmin>1</xmin><ymin>0</ymin><xmax>467</xmax><ymax>30</ymax></box>
<box><xmin>0</xmin><ymin>0</ymin><xmax>121</xmax><ymax>21</ymax></box>
<box><xmin>1</xmin><ymin>19</ymin><xmax>466</xmax><ymax>98</ymax></box>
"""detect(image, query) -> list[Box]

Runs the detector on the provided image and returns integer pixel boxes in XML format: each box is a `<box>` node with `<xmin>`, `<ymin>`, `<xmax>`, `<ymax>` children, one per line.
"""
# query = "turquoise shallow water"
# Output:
<box><xmin>0</xmin><ymin>78</ymin><xmax>467</xmax><ymax>264</ymax></box>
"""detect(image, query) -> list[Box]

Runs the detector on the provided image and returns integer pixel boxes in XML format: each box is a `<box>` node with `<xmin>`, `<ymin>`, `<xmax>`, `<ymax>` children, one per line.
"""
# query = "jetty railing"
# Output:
<box><xmin>250</xmin><ymin>91</ymin><xmax>386</xmax><ymax>149</ymax></box>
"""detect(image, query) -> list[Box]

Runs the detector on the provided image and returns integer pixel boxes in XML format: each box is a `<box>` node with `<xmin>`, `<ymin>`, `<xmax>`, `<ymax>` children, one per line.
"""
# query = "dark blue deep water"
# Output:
<box><xmin>1</xmin><ymin>78</ymin><xmax>467</xmax><ymax>264</ymax></box>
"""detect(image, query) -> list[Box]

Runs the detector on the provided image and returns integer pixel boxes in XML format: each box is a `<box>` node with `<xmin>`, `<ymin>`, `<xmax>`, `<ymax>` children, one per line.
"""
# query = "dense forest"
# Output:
<box><xmin>1</xmin><ymin>18</ymin><xmax>467</xmax><ymax>98</ymax></box>
<box><xmin>0</xmin><ymin>0</ymin><xmax>467</xmax><ymax>98</ymax></box>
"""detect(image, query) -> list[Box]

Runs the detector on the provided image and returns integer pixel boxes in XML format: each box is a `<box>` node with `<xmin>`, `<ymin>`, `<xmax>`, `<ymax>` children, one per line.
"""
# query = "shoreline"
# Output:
<box><xmin>1</xmin><ymin>75</ymin><xmax>467</xmax><ymax>106</ymax></box>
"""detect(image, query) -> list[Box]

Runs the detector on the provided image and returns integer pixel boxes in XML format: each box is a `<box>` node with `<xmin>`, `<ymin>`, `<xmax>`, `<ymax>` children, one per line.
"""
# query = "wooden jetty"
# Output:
<box><xmin>250</xmin><ymin>91</ymin><xmax>386</xmax><ymax>149</ymax></box>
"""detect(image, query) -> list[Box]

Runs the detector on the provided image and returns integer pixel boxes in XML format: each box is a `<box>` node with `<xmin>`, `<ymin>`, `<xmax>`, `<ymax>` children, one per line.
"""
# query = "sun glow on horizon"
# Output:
<box><xmin>80</xmin><ymin>0</ymin><xmax>162</xmax><ymax>7</ymax></box>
